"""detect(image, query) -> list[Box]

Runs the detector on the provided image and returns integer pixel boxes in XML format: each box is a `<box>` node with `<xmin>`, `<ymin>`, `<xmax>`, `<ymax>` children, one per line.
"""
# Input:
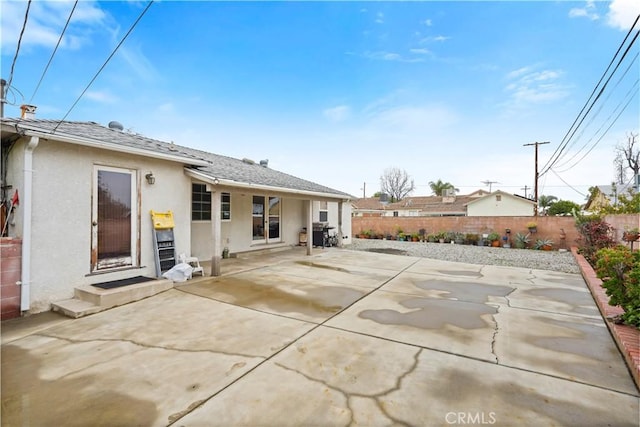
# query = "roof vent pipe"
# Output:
<box><xmin>108</xmin><ymin>121</ymin><xmax>124</xmax><ymax>131</ymax></box>
<box><xmin>20</xmin><ymin>104</ymin><xmax>37</xmax><ymax>119</ymax></box>
<box><xmin>259</xmin><ymin>159</ymin><xmax>269</xmax><ymax>167</ymax></box>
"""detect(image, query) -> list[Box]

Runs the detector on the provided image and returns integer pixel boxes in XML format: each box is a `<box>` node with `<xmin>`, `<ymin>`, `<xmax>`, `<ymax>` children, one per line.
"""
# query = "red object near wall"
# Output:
<box><xmin>1</xmin><ymin>237</ymin><xmax>22</xmax><ymax>320</ymax></box>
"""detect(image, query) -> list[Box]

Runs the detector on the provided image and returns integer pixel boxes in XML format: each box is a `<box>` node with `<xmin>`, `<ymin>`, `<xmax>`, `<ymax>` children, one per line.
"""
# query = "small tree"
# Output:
<box><xmin>615</xmin><ymin>131</ymin><xmax>639</xmax><ymax>179</ymax></box>
<box><xmin>538</xmin><ymin>194</ymin><xmax>558</xmax><ymax>215</ymax></box>
<box><xmin>380</xmin><ymin>167</ymin><xmax>415</xmax><ymax>202</ymax></box>
<box><xmin>547</xmin><ymin>199</ymin><xmax>580</xmax><ymax>216</ymax></box>
<box><xmin>428</xmin><ymin>179</ymin><xmax>458</xmax><ymax>196</ymax></box>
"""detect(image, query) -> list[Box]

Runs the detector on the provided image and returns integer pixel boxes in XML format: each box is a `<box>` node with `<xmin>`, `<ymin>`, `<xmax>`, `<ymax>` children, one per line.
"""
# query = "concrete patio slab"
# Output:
<box><xmin>178</xmin><ymin>327</ymin><xmax>640</xmax><ymax>427</ymax></box>
<box><xmin>179</xmin><ymin>273</ymin><xmax>368</xmax><ymax>324</ymax></box>
<box><xmin>2</xmin><ymin>248</ymin><xmax>638</xmax><ymax>426</ymax></box>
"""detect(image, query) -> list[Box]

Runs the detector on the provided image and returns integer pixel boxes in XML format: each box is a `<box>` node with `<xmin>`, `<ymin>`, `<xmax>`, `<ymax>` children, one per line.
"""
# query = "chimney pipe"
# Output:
<box><xmin>20</xmin><ymin>104</ymin><xmax>37</xmax><ymax>119</ymax></box>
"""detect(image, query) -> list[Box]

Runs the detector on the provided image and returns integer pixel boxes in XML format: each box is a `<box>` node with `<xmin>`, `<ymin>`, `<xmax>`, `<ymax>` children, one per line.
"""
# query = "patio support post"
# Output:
<box><xmin>337</xmin><ymin>201</ymin><xmax>344</xmax><ymax>247</ymax></box>
<box><xmin>306</xmin><ymin>199</ymin><xmax>313</xmax><ymax>255</ymax></box>
<box><xmin>210</xmin><ymin>189</ymin><xmax>222</xmax><ymax>276</ymax></box>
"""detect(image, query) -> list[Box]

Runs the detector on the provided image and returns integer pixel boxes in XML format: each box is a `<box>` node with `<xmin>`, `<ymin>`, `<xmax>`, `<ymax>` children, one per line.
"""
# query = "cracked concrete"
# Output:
<box><xmin>2</xmin><ymin>248</ymin><xmax>638</xmax><ymax>426</ymax></box>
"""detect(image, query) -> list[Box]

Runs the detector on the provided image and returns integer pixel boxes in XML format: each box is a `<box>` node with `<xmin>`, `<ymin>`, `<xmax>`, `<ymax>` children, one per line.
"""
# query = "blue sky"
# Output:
<box><xmin>1</xmin><ymin>0</ymin><xmax>638</xmax><ymax>204</ymax></box>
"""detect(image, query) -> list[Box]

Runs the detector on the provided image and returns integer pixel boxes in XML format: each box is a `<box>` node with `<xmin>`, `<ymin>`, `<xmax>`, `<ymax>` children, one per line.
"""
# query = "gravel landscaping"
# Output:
<box><xmin>346</xmin><ymin>238</ymin><xmax>581</xmax><ymax>274</ymax></box>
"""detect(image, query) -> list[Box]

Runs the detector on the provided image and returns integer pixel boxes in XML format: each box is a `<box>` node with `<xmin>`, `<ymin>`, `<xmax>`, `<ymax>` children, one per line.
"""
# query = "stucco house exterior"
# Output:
<box><xmin>1</xmin><ymin>116</ymin><xmax>352</xmax><ymax>314</ymax></box>
<box><xmin>584</xmin><ymin>183</ymin><xmax>636</xmax><ymax>212</ymax></box>
<box><xmin>465</xmin><ymin>190</ymin><xmax>535</xmax><ymax>217</ymax></box>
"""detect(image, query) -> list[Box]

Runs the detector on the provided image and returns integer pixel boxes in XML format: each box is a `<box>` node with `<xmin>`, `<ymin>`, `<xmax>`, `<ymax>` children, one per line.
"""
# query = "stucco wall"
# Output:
<box><xmin>467</xmin><ymin>195</ymin><xmax>535</xmax><ymax>217</ymax></box>
<box><xmin>5</xmin><ymin>137</ymin><xmax>192</xmax><ymax>313</ymax></box>
<box><xmin>191</xmin><ymin>195</ymin><xmax>352</xmax><ymax>260</ymax></box>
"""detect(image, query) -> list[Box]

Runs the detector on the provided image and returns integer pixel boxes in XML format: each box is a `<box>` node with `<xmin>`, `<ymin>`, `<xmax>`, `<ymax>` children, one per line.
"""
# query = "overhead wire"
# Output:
<box><xmin>553</xmin><ymin>79</ymin><xmax>639</xmax><ymax>173</ymax></box>
<box><xmin>29</xmin><ymin>0</ymin><xmax>78</xmax><ymax>104</ymax></box>
<box><xmin>552</xmin><ymin>52</ymin><xmax>639</xmax><ymax>170</ymax></box>
<box><xmin>52</xmin><ymin>0</ymin><xmax>154</xmax><ymax>132</ymax></box>
<box><xmin>6</xmin><ymin>0</ymin><xmax>32</xmax><ymax>91</ymax></box>
<box><xmin>539</xmin><ymin>14</ymin><xmax>640</xmax><ymax>177</ymax></box>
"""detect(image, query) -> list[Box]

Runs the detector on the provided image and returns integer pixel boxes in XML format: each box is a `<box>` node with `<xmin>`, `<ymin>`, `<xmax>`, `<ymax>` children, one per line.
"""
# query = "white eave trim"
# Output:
<box><xmin>11</xmin><ymin>126</ymin><xmax>209</xmax><ymax>167</ymax></box>
<box><xmin>185</xmin><ymin>168</ymin><xmax>351</xmax><ymax>201</ymax></box>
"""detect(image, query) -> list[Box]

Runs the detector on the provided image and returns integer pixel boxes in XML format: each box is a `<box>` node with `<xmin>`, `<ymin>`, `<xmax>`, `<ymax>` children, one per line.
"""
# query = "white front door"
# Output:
<box><xmin>91</xmin><ymin>165</ymin><xmax>138</xmax><ymax>271</ymax></box>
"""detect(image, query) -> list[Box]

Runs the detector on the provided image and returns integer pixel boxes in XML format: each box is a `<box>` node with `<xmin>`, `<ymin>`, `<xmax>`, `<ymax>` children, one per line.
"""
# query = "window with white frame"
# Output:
<box><xmin>319</xmin><ymin>201</ymin><xmax>328</xmax><ymax>222</ymax></box>
<box><xmin>221</xmin><ymin>192</ymin><xmax>231</xmax><ymax>220</ymax></box>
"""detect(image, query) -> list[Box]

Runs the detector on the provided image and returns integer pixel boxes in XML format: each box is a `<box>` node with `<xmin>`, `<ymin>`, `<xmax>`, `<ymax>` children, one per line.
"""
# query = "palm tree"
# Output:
<box><xmin>429</xmin><ymin>179</ymin><xmax>458</xmax><ymax>196</ymax></box>
<box><xmin>538</xmin><ymin>194</ymin><xmax>558</xmax><ymax>215</ymax></box>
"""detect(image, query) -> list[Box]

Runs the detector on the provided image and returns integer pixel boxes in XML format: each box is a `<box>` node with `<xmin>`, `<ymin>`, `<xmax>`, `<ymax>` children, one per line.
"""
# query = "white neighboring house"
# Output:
<box><xmin>465</xmin><ymin>190</ymin><xmax>536</xmax><ymax>217</ymax></box>
<box><xmin>1</xmin><ymin>116</ymin><xmax>352</xmax><ymax>314</ymax></box>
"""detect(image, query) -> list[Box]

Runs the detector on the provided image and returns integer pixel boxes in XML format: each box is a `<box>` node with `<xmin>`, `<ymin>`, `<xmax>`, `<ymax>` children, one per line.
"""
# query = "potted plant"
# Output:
<box><xmin>411</xmin><ymin>232</ymin><xmax>420</xmax><ymax>242</ymax></box>
<box><xmin>534</xmin><ymin>238</ymin><xmax>554</xmax><ymax>251</ymax></box>
<box><xmin>436</xmin><ymin>231</ymin><xmax>446</xmax><ymax>243</ymax></box>
<box><xmin>514</xmin><ymin>232</ymin><xmax>530</xmax><ymax>249</ymax></box>
<box><xmin>427</xmin><ymin>233</ymin><xmax>437</xmax><ymax>243</ymax></box>
<box><xmin>418</xmin><ymin>228</ymin><xmax>427</xmax><ymax>242</ymax></box>
<box><xmin>623</xmin><ymin>227</ymin><xmax>639</xmax><ymax>242</ymax></box>
<box><xmin>487</xmin><ymin>232</ymin><xmax>501</xmax><ymax>247</ymax></box>
<box><xmin>398</xmin><ymin>232</ymin><xmax>406</xmax><ymax>241</ymax></box>
<box><xmin>526</xmin><ymin>221</ymin><xmax>537</xmax><ymax>233</ymax></box>
<box><xmin>465</xmin><ymin>233</ymin><xmax>479</xmax><ymax>245</ymax></box>
<box><xmin>454</xmin><ymin>232</ymin><xmax>465</xmax><ymax>245</ymax></box>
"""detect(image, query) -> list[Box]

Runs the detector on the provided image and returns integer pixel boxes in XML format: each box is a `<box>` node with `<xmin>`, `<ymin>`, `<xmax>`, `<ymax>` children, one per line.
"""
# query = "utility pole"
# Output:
<box><xmin>361</xmin><ymin>182</ymin><xmax>366</xmax><ymax>198</ymax></box>
<box><xmin>523</xmin><ymin>141</ymin><xmax>550</xmax><ymax>216</ymax></box>
<box><xmin>481</xmin><ymin>180</ymin><xmax>498</xmax><ymax>192</ymax></box>
<box><xmin>521</xmin><ymin>185</ymin><xmax>530</xmax><ymax>198</ymax></box>
<box><xmin>0</xmin><ymin>78</ymin><xmax>6</xmax><ymax>118</ymax></box>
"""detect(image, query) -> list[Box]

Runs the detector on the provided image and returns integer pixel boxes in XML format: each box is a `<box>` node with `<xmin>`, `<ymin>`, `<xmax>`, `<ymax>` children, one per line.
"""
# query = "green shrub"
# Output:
<box><xmin>595</xmin><ymin>246</ymin><xmax>640</xmax><ymax>328</ymax></box>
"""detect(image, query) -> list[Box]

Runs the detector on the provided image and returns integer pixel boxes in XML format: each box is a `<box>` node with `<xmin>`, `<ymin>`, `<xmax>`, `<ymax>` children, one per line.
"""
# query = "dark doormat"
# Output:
<box><xmin>92</xmin><ymin>276</ymin><xmax>156</xmax><ymax>290</ymax></box>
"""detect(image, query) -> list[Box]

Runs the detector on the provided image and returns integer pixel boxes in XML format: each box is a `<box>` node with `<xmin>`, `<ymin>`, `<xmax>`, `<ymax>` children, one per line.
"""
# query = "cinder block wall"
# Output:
<box><xmin>1</xmin><ymin>238</ymin><xmax>22</xmax><ymax>320</ymax></box>
<box><xmin>352</xmin><ymin>213</ymin><xmax>640</xmax><ymax>249</ymax></box>
<box><xmin>352</xmin><ymin>216</ymin><xmax>578</xmax><ymax>248</ymax></box>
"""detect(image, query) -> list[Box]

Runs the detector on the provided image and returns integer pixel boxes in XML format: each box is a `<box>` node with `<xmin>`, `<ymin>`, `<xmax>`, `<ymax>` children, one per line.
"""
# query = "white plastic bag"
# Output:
<box><xmin>162</xmin><ymin>262</ymin><xmax>194</xmax><ymax>282</ymax></box>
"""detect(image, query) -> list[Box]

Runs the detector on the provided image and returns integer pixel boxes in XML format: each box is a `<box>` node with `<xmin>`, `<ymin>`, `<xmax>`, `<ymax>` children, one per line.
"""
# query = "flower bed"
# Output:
<box><xmin>571</xmin><ymin>247</ymin><xmax>640</xmax><ymax>391</ymax></box>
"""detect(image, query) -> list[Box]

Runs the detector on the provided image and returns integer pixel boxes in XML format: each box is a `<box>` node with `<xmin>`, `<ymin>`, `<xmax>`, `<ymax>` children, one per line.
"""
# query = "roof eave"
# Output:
<box><xmin>8</xmin><ymin>125</ymin><xmax>209</xmax><ymax>167</ymax></box>
<box><xmin>185</xmin><ymin>168</ymin><xmax>351</xmax><ymax>201</ymax></box>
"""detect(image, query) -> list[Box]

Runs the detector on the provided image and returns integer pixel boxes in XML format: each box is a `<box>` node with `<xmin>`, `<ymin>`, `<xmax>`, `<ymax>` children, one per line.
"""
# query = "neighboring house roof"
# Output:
<box><xmin>1</xmin><ymin>118</ymin><xmax>352</xmax><ymax>200</ymax></box>
<box><xmin>351</xmin><ymin>198</ymin><xmax>390</xmax><ymax>211</ymax></box>
<box><xmin>584</xmin><ymin>182</ymin><xmax>636</xmax><ymax>211</ymax></box>
<box><xmin>351</xmin><ymin>190</ymin><xmax>498</xmax><ymax>216</ymax></box>
<box><xmin>385</xmin><ymin>195</ymin><xmax>470</xmax><ymax>215</ymax></box>
<box><xmin>465</xmin><ymin>190</ymin><xmax>536</xmax><ymax>207</ymax></box>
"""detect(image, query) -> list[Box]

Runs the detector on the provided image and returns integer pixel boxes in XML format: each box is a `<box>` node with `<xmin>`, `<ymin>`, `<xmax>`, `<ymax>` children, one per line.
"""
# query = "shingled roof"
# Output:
<box><xmin>1</xmin><ymin>118</ymin><xmax>352</xmax><ymax>199</ymax></box>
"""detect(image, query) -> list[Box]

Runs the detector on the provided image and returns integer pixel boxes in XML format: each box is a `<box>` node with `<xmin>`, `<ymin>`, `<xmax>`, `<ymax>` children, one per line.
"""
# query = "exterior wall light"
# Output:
<box><xmin>145</xmin><ymin>172</ymin><xmax>155</xmax><ymax>185</ymax></box>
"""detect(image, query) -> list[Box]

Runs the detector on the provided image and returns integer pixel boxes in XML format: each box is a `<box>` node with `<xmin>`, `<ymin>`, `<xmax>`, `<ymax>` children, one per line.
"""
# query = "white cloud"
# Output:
<box><xmin>424</xmin><ymin>19</ymin><xmax>432</xmax><ymax>26</ymax></box>
<box><xmin>361</xmin><ymin>51</ymin><xmax>425</xmax><ymax>63</ymax></box>
<box><xmin>0</xmin><ymin>1</ymin><xmax>109</xmax><ymax>51</ymax></box>
<box><xmin>503</xmin><ymin>66</ymin><xmax>571</xmax><ymax>108</ymax></box>
<box><xmin>323</xmin><ymin>105</ymin><xmax>351</xmax><ymax>122</ymax></box>
<box><xmin>568</xmin><ymin>1</ymin><xmax>600</xmax><ymax>21</ymax></box>
<box><xmin>607</xmin><ymin>0</ymin><xmax>640</xmax><ymax>31</ymax></box>
<box><xmin>375</xmin><ymin>12</ymin><xmax>384</xmax><ymax>24</ymax></box>
<box><xmin>409</xmin><ymin>48</ymin><xmax>431</xmax><ymax>55</ymax></box>
<box><xmin>420</xmin><ymin>35</ymin><xmax>450</xmax><ymax>44</ymax></box>
<box><xmin>84</xmin><ymin>89</ymin><xmax>118</xmax><ymax>104</ymax></box>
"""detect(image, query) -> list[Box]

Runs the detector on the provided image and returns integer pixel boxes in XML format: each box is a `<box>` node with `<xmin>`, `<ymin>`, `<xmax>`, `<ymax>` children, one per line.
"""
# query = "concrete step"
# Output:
<box><xmin>51</xmin><ymin>299</ymin><xmax>102</xmax><ymax>319</ymax></box>
<box><xmin>52</xmin><ymin>278</ymin><xmax>173</xmax><ymax>319</ymax></box>
<box><xmin>74</xmin><ymin>279</ymin><xmax>173</xmax><ymax>309</ymax></box>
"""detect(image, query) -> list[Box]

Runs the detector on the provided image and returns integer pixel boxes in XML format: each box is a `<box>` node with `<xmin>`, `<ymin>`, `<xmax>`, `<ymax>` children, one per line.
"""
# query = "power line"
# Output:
<box><xmin>553</xmin><ymin>80</ymin><xmax>639</xmax><ymax>173</ymax></box>
<box><xmin>7</xmin><ymin>0</ymin><xmax>32</xmax><ymax>91</ymax></box>
<box><xmin>29</xmin><ymin>0</ymin><xmax>78</xmax><ymax>104</ymax></box>
<box><xmin>539</xmin><ymin>14</ymin><xmax>640</xmax><ymax>177</ymax></box>
<box><xmin>552</xmin><ymin>53</ymin><xmax>639</xmax><ymax>170</ymax></box>
<box><xmin>52</xmin><ymin>0</ymin><xmax>155</xmax><ymax>132</ymax></box>
<box><xmin>549</xmin><ymin>169</ymin><xmax>587</xmax><ymax>198</ymax></box>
